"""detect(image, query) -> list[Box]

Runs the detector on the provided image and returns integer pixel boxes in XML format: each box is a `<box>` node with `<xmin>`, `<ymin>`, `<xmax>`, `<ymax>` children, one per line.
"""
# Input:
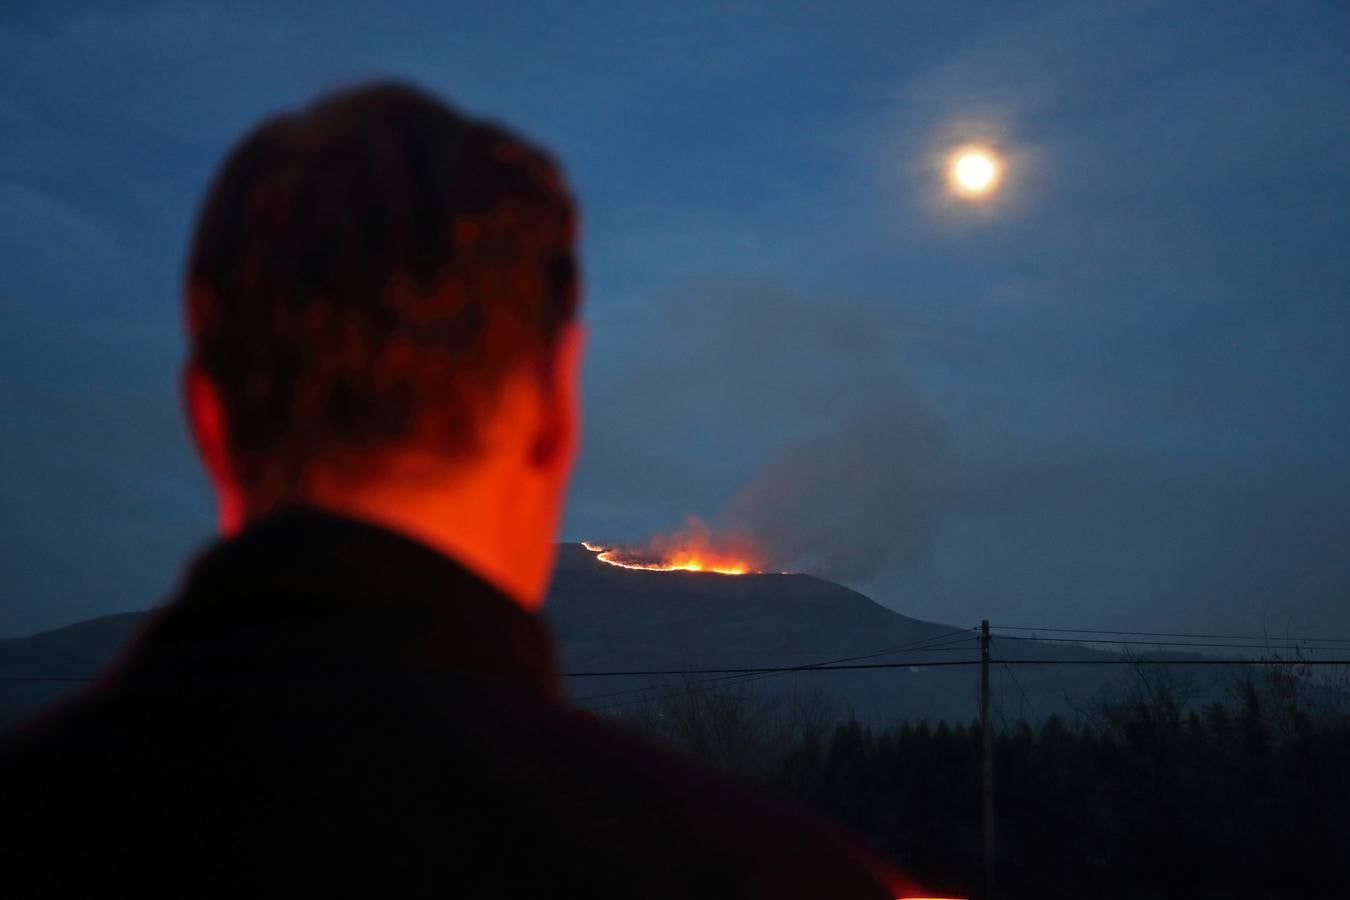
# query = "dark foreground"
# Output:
<box><xmin>609</xmin><ymin>664</ymin><xmax>1350</xmax><ymax>899</ymax></box>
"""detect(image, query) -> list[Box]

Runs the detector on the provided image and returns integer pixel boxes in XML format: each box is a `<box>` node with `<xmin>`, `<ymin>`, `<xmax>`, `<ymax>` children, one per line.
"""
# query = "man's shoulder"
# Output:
<box><xmin>0</xmin><ymin>666</ymin><xmax>916</xmax><ymax>899</ymax></box>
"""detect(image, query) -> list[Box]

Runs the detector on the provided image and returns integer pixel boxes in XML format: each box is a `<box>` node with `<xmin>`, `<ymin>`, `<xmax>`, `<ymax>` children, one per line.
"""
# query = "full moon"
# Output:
<box><xmin>949</xmin><ymin>147</ymin><xmax>1002</xmax><ymax>197</ymax></box>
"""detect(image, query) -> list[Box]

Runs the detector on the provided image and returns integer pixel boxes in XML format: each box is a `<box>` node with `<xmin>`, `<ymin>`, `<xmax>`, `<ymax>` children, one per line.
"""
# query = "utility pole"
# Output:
<box><xmin>980</xmin><ymin>618</ymin><xmax>996</xmax><ymax>899</ymax></box>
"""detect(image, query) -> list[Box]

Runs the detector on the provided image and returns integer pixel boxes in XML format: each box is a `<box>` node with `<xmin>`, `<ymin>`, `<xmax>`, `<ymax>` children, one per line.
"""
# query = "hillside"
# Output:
<box><xmin>0</xmin><ymin>544</ymin><xmax>1234</xmax><ymax>727</ymax></box>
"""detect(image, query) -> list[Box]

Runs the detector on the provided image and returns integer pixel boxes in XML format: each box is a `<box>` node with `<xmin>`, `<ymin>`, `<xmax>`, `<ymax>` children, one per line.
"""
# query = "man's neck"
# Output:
<box><xmin>232</xmin><ymin>469</ymin><xmax>552</xmax><ymax>613</ymax></box>
<box><xmin>307</xmin><ymin>496</ymin><xmax>543</xmax><ymax>610</ymax></box>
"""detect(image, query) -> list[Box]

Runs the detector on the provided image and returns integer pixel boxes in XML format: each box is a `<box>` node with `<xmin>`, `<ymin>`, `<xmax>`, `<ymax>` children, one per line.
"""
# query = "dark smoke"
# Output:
<box><xmin>718</xmin><ymin>396</ymin><xmax>950</xmax><ymax>580</ymax></box>
<box><xmin>578</xmin><ymin>275</ymin><xmax>953</xmax><ymax>582</ymax></box>
<box><xmin>573</xmin><ymin>271</ymin><xmax>1350</xmax><ymax>635</ymax></box>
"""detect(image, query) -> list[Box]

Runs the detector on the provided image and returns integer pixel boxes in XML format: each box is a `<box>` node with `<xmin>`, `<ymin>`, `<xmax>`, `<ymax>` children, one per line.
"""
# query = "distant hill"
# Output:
<box><xmin>1</xmin><ymin>544</ymin><xmax>1240</xmax><ymax>727</ymax></box>
<box><xmin>0</xmin><ymin>612</ymin><xmax>147</xmax><ymax>724</ymax></box>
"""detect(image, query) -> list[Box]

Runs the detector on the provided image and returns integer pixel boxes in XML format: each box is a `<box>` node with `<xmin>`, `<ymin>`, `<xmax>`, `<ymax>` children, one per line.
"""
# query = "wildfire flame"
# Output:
<box><xmin>583</xmin><ymin>518</ymin><xmax>765</xmax><ymax>576</ymax></box>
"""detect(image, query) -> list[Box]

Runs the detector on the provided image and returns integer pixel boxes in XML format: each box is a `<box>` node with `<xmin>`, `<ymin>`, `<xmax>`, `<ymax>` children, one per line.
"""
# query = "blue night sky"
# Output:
<box><xmin>2</xmin><ymin>1</ymin><xmax>1348</xmax><ymax>638</ymax></box>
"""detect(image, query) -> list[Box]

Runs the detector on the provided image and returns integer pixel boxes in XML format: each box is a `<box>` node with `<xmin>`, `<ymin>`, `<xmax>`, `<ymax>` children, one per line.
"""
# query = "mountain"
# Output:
<box><xmin>0</xmin><ymin>543</ymin><xmax>1236</xmax><ymax>728</ymax></box>
<box><xmin>549</xmin><ymin>544</ymin><xmax>1246</xmax><ymax>724</ymax></box>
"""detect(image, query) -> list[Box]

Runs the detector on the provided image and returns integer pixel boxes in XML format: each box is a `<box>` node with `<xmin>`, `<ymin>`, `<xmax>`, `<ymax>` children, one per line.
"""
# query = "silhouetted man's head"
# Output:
<box><xmin>183</xmin><ymin>82</ymin><xmax>583</xmax><ymax>605</ymax></box>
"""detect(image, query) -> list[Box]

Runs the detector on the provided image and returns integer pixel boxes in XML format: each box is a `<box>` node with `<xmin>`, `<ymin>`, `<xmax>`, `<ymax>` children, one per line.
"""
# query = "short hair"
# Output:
<box><xmin>185</xmin><ymin>81</ymin><xmax>579</xmax><ymax>497</ymax></box>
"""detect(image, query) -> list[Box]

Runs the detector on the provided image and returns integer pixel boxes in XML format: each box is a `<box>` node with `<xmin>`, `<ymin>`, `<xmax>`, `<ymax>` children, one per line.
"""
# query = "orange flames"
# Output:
<box><xmin>583</xmin><ymin>518</ymin><xmax>765</xmax><ymax>576</ymax></box>
<box><xmin>583</xmin><ymin>542</ymin><xmax>757</xmax><ymax>575</ymax></box>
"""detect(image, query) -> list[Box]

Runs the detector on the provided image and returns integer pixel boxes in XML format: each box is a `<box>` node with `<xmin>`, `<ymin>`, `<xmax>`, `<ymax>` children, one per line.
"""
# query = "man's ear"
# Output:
<box><xmin>183</xmin><ymin>362</ymin><xmax>244</xmax><ymax>534</ymax></box>
<box><xmin>531</xmin><ymin>321</ymin><xmax>586</xmax><ymax>475</ymax></box>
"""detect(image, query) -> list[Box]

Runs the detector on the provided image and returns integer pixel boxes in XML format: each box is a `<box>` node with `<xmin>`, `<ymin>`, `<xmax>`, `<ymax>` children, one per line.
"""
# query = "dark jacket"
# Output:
<box><xmin>0</xmin><ymin>509</ymin><xmax>917</xmax><ymax>898</ymax></box>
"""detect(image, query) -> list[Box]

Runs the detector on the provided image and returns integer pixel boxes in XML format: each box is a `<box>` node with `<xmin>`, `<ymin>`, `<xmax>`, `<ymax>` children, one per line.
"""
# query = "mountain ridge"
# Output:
<box><xmin>0</xmin><ymin>543</ymin><xmax>1236</xmax><ymax>726</ymax></box>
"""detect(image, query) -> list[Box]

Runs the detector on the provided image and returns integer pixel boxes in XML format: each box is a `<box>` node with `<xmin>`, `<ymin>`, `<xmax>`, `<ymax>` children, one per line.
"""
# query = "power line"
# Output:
<box><xmin>571</xmin><ymin>643</ymin><xmax>981</xmax><ymax>703</ymax></box>
<box><xmin>993</xmin><ymin>659</ymin><xmax>1350</xmax><ymax>667</ymax></box>
<box><xmin>993</xmin><ymin>625</ymin><xmax>1350</xmax><ymax>644</ymax></box>
<box><xmin>760</xmin><ymin>626</ymin><xmax>980</xmax><ymax>671</ymax></box>
<box><xmin>578</xmin><ymin>652</ymin><xmax>987</xmax><ymax>714</ymax></box>
<box><xmin>582</xmin><ymin>633</ymin><xmax>978</xmax><ymax>715</ymax></box>
<box><xmin>571</xmin><ymin>628</ymin><xmax>981</xmax><ymax>705</ymax></box>
<box><xmin>6</xmin><ymin>655</ymin><xmax>1350</xmax><ymax>686</ymax></box>
<box><xmin>990</xmin><ymin>634</ymin><xmax>1350</xmax><ymax>653</ymax></box>
<box><xmin>575</xmin><ymin>631</ymin><xmax>981</xmax><ymax>713</ymax></box>
<box><xmin>568</xmin><ymin>657</ymin><xmax>1350</xmax><ymax>678</ymax></box>
<box><xmin>0</xmin><ymin>634</ymin><xmax>987</xmax><ymax>691</ymax></box>
<box><xmin>6</xmin><ymin>655</ymin><xmax>1350</xmax><ymax>687</ymax></box>
<box><xmin>6</xmin><ymin>631</ymin><xmax>1350</xmax><ymax>688</ymax></box>
<box><xmin>583</xmin><ymin>634</ymin><xmax>985</xmax><ymax>714</ymax></box>
<box><xmin>564</xmin><ymin>658</ymin><xmax>977</xmax><ymax>680</ymax></box>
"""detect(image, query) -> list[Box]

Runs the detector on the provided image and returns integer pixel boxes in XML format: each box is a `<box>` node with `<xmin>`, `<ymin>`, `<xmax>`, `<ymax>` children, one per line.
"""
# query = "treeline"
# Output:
<box><xmin>604</xmin><ymin>662</ymin><xmax>1350</xmax><ymax>899</ymax></box>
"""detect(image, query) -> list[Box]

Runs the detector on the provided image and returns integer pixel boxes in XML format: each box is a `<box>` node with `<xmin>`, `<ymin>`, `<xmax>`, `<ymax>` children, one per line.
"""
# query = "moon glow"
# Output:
<box><xmin>949</xmin><ymin>147</ymin><xmax>1002</xmax><ymax>197</ymax></box>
